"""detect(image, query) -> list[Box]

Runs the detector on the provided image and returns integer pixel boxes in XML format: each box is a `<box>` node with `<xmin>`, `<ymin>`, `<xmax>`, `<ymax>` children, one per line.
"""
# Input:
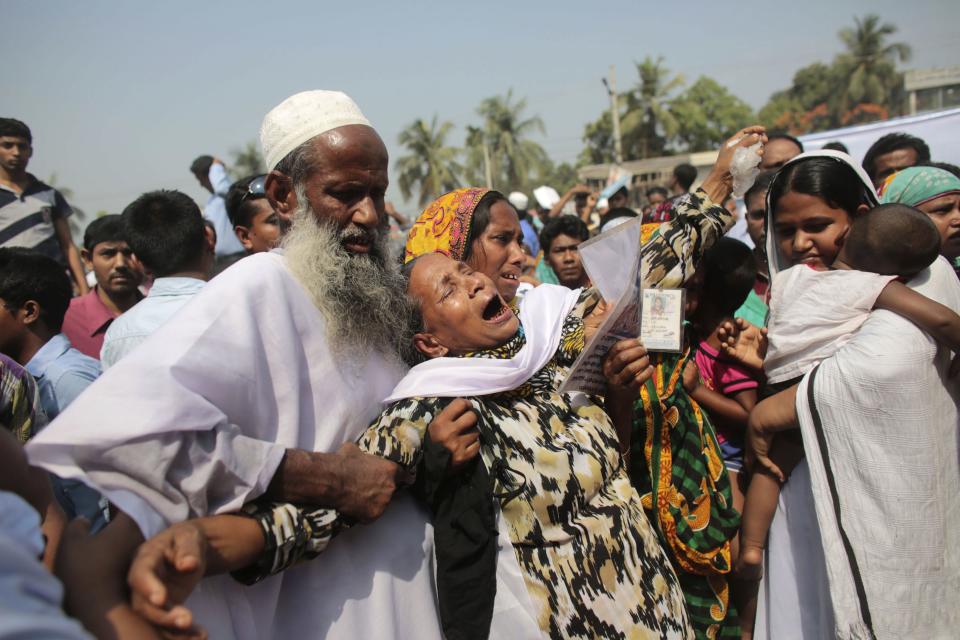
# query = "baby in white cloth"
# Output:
<box><xmin>765</xmin><ymin>203</ymin><xmax>960</xmax><ymax>383</ymax></box>
<box><xmin>739</xmin><ymin>203</ymin><xmax>960</xmax><ymax>578</ymax></box>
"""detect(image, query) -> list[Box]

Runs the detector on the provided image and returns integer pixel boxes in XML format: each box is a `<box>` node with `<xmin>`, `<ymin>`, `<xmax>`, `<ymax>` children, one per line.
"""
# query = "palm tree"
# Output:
<box><xmin>395</xmin><ymin>116</ymin><xmax>462</xmax><ymax>208</ymax></box>
<box><xmin>834</xmin><ymin>14</ymin><xmax>911</xmax><ymax>116</ymax></box>
<box><xmin>619</xmin><ymin>57</ymin><xmax>684</xmax><ymax>158</ymax></box>
<box><xmin>467</xmin><ymin>90</ymin><xmax>549</xmax><ymax>192</ymax></box>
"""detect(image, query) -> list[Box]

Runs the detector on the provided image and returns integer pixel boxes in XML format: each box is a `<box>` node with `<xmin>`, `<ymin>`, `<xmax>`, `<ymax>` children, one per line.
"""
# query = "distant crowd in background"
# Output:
<box><xmin>2</xmin><ymin>89</ymin><xmax>960</xmax><ymax>640</ymax></box>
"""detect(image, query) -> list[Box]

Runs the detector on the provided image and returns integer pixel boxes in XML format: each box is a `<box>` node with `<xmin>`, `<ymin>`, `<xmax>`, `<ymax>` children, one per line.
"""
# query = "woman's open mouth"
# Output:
<box><xmin>481</xmin><ymin>295</ymin><xmax>512</xmax><ymax>323</ymax></box>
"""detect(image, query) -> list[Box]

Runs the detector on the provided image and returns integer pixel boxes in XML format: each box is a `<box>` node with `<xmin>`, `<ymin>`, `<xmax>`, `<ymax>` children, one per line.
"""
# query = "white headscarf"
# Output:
<box><xmin>764</xmin><ymin>150</ymin><xmax>879</xmax><ymax>279</ymax></box>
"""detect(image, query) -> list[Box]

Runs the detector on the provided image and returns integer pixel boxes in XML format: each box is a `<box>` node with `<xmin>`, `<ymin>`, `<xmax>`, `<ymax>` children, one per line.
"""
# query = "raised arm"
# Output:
<box><xmin>875</xmin><ymin>280</ymin><xmax>960</xmax><ymax>358</ymax></box>
<box><xmin>641</xmin><ymin>126</ymin><xmax>766</xmax><ymax>290</ymax></box>
<box><xmin>549</xmin><ymin>184</ymin><xmax>593</xmax><ymax>218</ymax></box>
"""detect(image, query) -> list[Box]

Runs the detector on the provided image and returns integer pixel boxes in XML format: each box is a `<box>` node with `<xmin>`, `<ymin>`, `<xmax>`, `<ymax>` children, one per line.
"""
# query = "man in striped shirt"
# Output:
<box><xmin>0</xmin><ymin>118</ymin><xmax>87</xmax><ymax>294</ymax></box>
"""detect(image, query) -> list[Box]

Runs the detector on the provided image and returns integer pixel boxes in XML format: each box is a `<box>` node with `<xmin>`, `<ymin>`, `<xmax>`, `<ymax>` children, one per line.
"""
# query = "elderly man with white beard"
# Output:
<box><xmin>25</xmin><ymin>91</ymin><xmax>449</xmax><ymax>639</ymax></box>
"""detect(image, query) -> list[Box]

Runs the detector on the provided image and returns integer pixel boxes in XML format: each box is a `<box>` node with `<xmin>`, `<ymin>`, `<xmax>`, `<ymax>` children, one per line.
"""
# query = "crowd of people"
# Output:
<box><xmin>1</xmin><ymin>87</ymin><xmax>959</xmax><ymax>640</ymax></box>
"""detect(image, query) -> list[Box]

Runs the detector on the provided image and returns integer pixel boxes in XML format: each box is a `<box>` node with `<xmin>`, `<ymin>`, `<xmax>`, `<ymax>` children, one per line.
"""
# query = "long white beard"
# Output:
<box><xmin>281</xmin><ymin>203</ymin><xmax>413</xmax><ymax>363</ymax></box>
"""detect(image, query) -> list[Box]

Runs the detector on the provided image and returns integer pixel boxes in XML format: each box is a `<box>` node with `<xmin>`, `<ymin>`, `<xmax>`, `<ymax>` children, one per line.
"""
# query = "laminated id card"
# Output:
<box><xmin>639</xmin><ymin>289</ymin><xmax>685</xmax><ymax>353</ymax></box>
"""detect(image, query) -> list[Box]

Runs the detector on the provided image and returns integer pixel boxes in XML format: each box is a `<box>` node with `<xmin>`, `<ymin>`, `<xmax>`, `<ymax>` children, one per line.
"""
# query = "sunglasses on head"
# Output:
<box><xmin>240</xmin><ymin>175</ymin><xmax>267</xmax><ymax>203</ymax></box>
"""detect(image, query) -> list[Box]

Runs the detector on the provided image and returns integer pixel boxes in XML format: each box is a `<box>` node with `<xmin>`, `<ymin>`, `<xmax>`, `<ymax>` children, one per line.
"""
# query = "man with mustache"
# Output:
<box><xmin>62</xmin><ymin>215</ymin><xmax>144</xmax><ymax>359</ymax></box>
<box><xmin>26</xmin><ymin>90</ymin><xmax>447</xmax><ymax>639</ymax></box>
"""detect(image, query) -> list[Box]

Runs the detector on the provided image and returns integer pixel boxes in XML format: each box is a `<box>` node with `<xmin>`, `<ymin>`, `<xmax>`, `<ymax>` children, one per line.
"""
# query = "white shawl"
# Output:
<box><xmin>26</xmin><ymin>252</ymin><xmax>443</xmax><ymax>640</ymax></box>
<box><xmin>385</xmin><ymin>283</ymin><xmax>581</xmax><ymax>402</ymax></box>
<box><xmin>794</xmin><ymin>255</ymin><xmax>960</xmax><ymax>639</ymax></box>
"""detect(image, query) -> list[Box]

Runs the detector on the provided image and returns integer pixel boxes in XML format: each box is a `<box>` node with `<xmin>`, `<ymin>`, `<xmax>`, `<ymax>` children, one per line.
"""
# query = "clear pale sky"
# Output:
<box><xmin>5</xmin><ymin>0</ymin><xmax>959</xmax><ymax>217</ymax></box>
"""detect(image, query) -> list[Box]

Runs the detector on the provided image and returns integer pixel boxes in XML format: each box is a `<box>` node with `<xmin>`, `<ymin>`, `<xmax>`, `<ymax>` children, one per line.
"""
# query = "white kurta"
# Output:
<box><xmin>27</xmin><ymin>251</ymin><xmax>443</xmax><ymax>639</ymax></box>
<box><xmin>756</xmin><ymin>256</ymin><xmax>960</xmax><ymax>639</ymax></box>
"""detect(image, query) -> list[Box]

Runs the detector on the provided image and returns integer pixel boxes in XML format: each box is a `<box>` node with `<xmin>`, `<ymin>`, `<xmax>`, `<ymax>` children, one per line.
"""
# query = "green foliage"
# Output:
<box><xmin>579</xmin><ymin>111</ymin><xmax>616</xmax><ymax>165</ymax></box>
<box><xmin>619</xmin><ymin>56</ymin><xmax>684</xmax><ymax>158</ymax></box>
<box><xmin>670</xmin><ymin>77</ymin><xmax>755</xmax><ymax>151</ymax></box>
<box><xmin>465</xmin><ymin>90</ymin><xmax>551</xmax><ymax>192</ymax></box>
<box><xmin>834</xmin><ymin>14</ymin><xmax>910</xmax><ymax>117</ymax></box>
<box><xmin>395</xmin><ymin>116</ymin><xmax>462</xmax><ymax>207</ymax></box>
<box><xmin>229</xmin><ymin>141</ymin><xmax>265</xmax><ymax>179</ymax></box>
<box><xmin>532</xmin><ymin>160</ymin><xmax>580</xmax><ymax>194</ymax></box>
<box><xmin>757</xmin><ymin>14</ymin><xmax>910</xmax><ymax>134</ymax></box>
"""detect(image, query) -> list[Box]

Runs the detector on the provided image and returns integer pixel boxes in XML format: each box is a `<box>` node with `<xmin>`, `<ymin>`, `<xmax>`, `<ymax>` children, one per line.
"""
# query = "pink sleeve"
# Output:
<box><xmin>719</xmin><ymin>362</ymin><xmax>759</xmax><ymax>395</ymax></box>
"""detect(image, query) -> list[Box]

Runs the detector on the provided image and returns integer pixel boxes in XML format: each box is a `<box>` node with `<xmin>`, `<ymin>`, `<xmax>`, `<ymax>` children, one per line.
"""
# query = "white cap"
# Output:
<box><xmin>260</xmin><ymin>90</ymin><xmax>372</xmax><ymax>172</ymax></box>
<box><xmin>532</xmin><ymin>185</ymin><xmax>560</xmax><ymax>209</ymax></box>
<box><xmin>508</xmin><ymin>191</ymin><xmax>529</xmax><ymax>210</ymax></box>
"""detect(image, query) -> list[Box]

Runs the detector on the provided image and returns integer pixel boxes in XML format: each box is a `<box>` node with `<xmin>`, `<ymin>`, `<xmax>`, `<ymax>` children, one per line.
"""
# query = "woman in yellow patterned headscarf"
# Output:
<box><xmin>405</xmin><ymin>188</ymin><xmax>528</xmax><ymax>302</ymax></box>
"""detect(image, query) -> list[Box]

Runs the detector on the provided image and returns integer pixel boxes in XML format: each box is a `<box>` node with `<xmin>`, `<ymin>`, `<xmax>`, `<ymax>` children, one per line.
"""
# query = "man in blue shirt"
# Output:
<box><xmin>189</xmin><ymin>155</ymin><xmax>246</xmax><ymax>262</ymax></box>
<box><xmin>0</xmin><ymin>248</ymin><xmax>108</xmax><ymax>531</ymax></box>
<box><xmin>101</xmin><ymin>190</ymin><xmax>215</xmax><ymax>368</ymax></box>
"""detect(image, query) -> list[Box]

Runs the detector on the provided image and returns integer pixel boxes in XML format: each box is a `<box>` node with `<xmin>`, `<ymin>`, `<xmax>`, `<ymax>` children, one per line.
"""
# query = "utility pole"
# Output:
<box><xmin>603</xmin><ymin>66</ymin><xmax>624</xmax><ymax>166</ymax></box>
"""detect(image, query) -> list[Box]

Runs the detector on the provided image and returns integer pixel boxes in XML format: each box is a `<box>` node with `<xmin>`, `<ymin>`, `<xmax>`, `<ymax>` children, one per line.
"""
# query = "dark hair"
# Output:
<box><xmin>0</xmin><ymin>248</ymin><xmax>72</xmax><ymax>332</ymax></box>
<box><xmin>700</xmin><ymin>238</ymin><xmax>757</xmax><ymax>315</ymax></box>
<box><xmin>767</xmin><ymin>133</ymin><xmax>805</xmax><ymax>154</ymax></box>
<box><xmin>862</xmin><ymin>133</ymin><xmax>931</xmax><ymax>181</ymax></box>
<box><xmin>190</xmin><ymin>155</ymin><xmax>214</xmax><ymax>177</ymax></box>
<box><xmin>744</xmin><ymin>171</ymin><xmax>777</xmax><ymax>207</ymax></box>
<box><xmin>83</xmin><ymin>214</ymin><xmax>127</xmax><ymax>252</ymax></box>
<box><xmin>922</xmin><ymin>162</ymin><xmax>960</xmax><ymax>179</ymax></box>
<box><xmin>843</xmin><ymin>203</ymin><xmax>940</xmax><ymax>279</ymax></box>
<box><xmin>769</xmin><ymin>157</ymin><xmax>873</xmax><ymax>219</ymax></box>
<box><xmin>399</xmin><ymin>256</ymin><xmax>432</xmax><ymax>366</ymax></box>
<box><xmin>0</xmin><ymin>118</ymin><xmax>31</xmax><ymax>142</ymax></box>
<box><xmin>646</xmin><ymin>186</ymin><xmax>669</xmax><ymax>199</ymax></box>
<box><xmin>462</xmin><ymin>191</ymin><xmax>509</xmax><ymax>262</ymax></box>
<box><xmin>673</xmin><ymin>163</ymin><xmax>697</xmax><ymax>191</ymax></box>
<box><xmin>539</xmin><ymin>216</ymin><xmax>590</xmax><ymax>254</ymax></box>
<box><xmin>121</xmin><ymin>190</ymin><xmax>205</xmax><ymax>277</ymax></box>
<box><xmin>821</xmin><ymin>141</ymin><xmax>848</xmax><ymax>154</ymax></box>
<box><xmin>599</xmin><ymin>207</ymin><xmax>638</xmax><ymax>230</ymax></box>
<box><xmin>226</xmin><ymin>175</ymin><xmax>269</xmax><ymax>228</ymax></box>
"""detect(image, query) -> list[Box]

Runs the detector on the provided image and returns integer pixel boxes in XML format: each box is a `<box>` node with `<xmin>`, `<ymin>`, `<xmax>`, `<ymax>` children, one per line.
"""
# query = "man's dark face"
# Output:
<box><xmin>745</xmin><ymin>191</ymin><xmax>766</xmax><ymax>248</ymax></box>
<box><xmin>609</xmin><ymin>189</ymin><xmax>628</xmax><ymax>209</ymax></box>
<box><xmin>82</xmin><ymin>241</ymin><xmax>143</xmax><ymax>297</ymax></box>
<box><xmin>295</xmin><ymin>125</ymin><xmax>390</xmax><ymax>256</ymax></box>
<box><xmin>546</xmin><ymin>233</ymin><xmax>587</xmax><ymax>289</ymax></box>
<box><xmin>0</xmin><ymin>136</ymin><xmax>32</xmax><ymax>175</ymax></box>
<box><xmin>0</xmin><ymin>298</ymin><xmax>26</xmax><ymax>361</ymax></box>
<box><xmin>759</xmin><ymin>138</ymin><xmax>802</xmax><ymax>171</ymax></box>
<box><xmin>871</xmin><ymin>147</ymin><xmax>919</xmax><ymax>188</ymax></box>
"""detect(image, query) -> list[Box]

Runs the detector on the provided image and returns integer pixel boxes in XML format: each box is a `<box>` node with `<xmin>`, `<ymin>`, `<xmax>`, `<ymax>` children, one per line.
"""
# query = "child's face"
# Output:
<box><xmin>684</xmin><ymin>268</ymin><xmax>706</xmax><ymax>318</ymax></box>
<box><xmin>772</xmin><ymin>191</ymin><xmax>858</xmax><ymax>271</ymax></box>
<box><xmin>237</xmin><ymin>200</ymin><xmax>284</xmax><ymax>254</ymax></box>
<box><xmin>409</xmin><ymin>254</ymin><xmax>520</xmax><ymax>358</ymax></box>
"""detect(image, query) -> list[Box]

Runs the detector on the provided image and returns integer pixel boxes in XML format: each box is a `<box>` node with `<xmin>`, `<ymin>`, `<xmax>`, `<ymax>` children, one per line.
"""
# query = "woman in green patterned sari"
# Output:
<box><xmin>629</xmin><ymin>345</ymin><xmax>741</xmax><ymax>639</ymax></box>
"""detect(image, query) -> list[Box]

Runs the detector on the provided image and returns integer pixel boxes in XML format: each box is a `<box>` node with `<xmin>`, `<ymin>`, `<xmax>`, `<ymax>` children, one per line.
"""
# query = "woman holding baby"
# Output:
<box><xmin>738</xmin><ymin>151</ymin><xmax>960</xmax><ymax>639</ymax></box>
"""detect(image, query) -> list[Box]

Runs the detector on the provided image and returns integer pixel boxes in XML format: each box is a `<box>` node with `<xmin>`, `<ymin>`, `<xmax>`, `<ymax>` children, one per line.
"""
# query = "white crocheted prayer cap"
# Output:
<box><xmin>508</xmin><ymin>191</ymin><xmax>529</xmax><ymax>210</ymax></box>
<box><xmin>260</xmin><ymin>90</ymin><xmax>372</xmax><ymax>171</ymax></box>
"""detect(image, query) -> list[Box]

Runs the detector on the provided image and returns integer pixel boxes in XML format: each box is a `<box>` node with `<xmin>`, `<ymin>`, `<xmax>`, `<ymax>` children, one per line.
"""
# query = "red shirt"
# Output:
<box><xmin>61</xmin><ymin>288</ymin><xmax>121</xmax><ymax>360</ymax></box>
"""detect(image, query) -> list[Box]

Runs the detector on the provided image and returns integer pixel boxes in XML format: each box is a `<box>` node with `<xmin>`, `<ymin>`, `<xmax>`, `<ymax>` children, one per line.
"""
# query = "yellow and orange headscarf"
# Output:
<box><xmin>404</xmin><ymin>187</ymin><xmax>491</xmax><ymax>263</ymax></box>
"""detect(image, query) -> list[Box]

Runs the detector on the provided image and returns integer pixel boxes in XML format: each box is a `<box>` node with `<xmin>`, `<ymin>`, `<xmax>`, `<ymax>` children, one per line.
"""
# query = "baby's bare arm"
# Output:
<box><xmin>875</xmin><ymin>280</ymin><xmax>960</xmax><ymax>353</ymax></box>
